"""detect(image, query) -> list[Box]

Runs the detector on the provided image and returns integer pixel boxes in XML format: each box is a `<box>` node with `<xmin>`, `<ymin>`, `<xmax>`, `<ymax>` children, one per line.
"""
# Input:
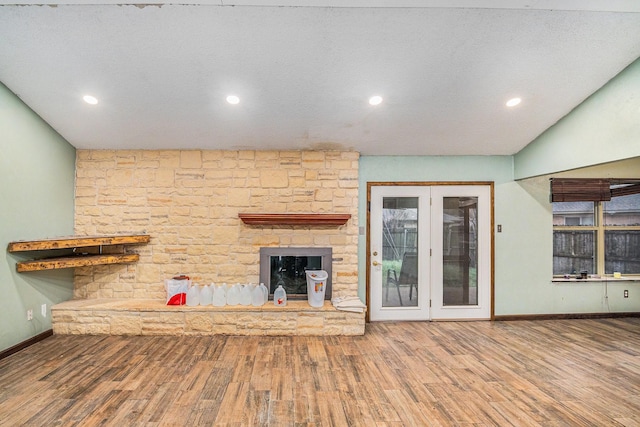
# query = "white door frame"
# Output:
<box><xmin>367</xmin><ymin>182</ymin><xmax>494</xmax><ymax>322</ymax></box>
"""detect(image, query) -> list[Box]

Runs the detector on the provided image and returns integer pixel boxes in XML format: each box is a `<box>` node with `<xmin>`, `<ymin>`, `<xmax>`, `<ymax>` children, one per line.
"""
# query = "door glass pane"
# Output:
<box><xmin>443</xmin><ymin>197</ymin><xmax>478</xmax><ymax>306</ymax></box>
<box><xmin>382</xmin><ymin>197</ymin><xmax>418</xmax><ymax>307</ymax></box>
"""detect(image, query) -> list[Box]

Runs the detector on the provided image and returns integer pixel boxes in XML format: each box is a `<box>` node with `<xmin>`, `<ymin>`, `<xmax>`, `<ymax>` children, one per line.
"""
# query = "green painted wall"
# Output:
<box><xmin>506</xmin><ymin>162</ymin><xmax>640</xmax><ymax>316</ymax></box>
<box><xmin>358</xmin><ymin>155</ymin><xmax>513</xmax><ymax>307</ymax></box>
<box><xmin>514</xmin><ymin>57</ymin><xmax>640</xmax><ymax>179</ymax></box>
<box><xmin>359</xmin><ymin>155</ymin><xmax>640</xmax><ymax>316</ymax></box>
<box><xmin>1</xmin><ymin>82</ymin><xmax>76</xmax><ymax>352</ymax></box>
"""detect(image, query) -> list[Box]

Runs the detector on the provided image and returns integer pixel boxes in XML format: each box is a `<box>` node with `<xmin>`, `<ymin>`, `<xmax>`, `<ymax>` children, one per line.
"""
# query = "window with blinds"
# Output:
<box><xmin>551</xmin><ymin>179</ymin><xmax>640</xmax><ymax>276</ymax></box>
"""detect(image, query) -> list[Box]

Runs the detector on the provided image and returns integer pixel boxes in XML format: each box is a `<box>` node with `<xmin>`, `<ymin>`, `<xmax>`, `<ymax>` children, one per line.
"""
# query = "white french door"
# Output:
<box><xmin>370</xmin><ymin>186</ymin><xmax>431</xmax><ymax>321</ymax></box>
<box><xmin>369</xmin><ymin>184</ymin><xmax>492</xmax><ymax>321</ymax></box>
<box><xmin>430</xmin><ymin>185</ymin><xmax>492</xmax><ymax>320</ymax></box>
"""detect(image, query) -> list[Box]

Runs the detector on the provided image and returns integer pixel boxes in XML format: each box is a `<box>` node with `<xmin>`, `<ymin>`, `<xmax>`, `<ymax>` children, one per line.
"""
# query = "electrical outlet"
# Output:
<box><xmin>624</xmin><ymin>290</ymin><xmax>629</xmax><ymax>298</ymax></box>
<box><xmin>27</xmin><ymin>309</ymin><xmax>33</xmax><ymax>321</ymax></box>
<box><xmin>41</xmin><ymin>303</ymin><xmax>47</xmax><ymax>317</ymax></box>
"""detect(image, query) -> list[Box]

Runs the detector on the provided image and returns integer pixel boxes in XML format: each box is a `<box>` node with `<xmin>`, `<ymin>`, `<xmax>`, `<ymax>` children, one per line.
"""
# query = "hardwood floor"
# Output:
<box><xmin>1</xmin><ymin>318</ymin><xmax>640</xmax><ymax>426</ymax></box>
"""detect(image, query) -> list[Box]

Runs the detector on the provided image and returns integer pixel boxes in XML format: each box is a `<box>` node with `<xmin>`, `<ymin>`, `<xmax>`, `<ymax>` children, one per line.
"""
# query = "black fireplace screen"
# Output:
<box><xmin>270</xmin><ymin>256</ymin><xmax>321</xmax><ymax>296</ymax></box>
<box><xmin>260</xmin><ymin>247</ymin><xmax>332</xmax><ymax>300</ymax></box>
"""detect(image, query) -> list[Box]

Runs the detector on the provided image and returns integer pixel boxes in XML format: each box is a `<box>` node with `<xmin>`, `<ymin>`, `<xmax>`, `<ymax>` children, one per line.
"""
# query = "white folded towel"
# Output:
<box><xmin>331</xmin><ymin>296</ymin><xmax>367</xmax><ymax>313</ymax></box>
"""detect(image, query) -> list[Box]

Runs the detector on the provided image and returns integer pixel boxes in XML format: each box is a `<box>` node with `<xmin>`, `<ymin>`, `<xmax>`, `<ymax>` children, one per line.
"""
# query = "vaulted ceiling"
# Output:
<box><xmin>1</xmin><ymin>1</ymin><xmax>639</xmax><ymax>155</ymax></box>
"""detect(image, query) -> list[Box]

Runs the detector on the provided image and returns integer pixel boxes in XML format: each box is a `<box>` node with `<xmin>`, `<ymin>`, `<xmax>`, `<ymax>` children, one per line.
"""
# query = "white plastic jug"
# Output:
<box><xmin>212</xmin><ymin>283</ymin><xmax>227</xmax><ymax>306</ymax></box>
<box><xmin>186</xmin><ymin>283</ymin><xmax>200</xmax><ymax>306</ymax></box>
<box><xmin>239</xmin><ymin>284</ymin><xmax>252</xmax><ymax>306</ymax></box>
<box><xmin>199</xmin><ymin>284</ymin><xmax>212</xmax><ymax>306</ymax></box>
<box><xmin>251</xmin><ymin>285</ymin><xmax>264</xmax><ymax>306</ymax></box>
<box><xmin>259</xmin><ymin>283</ymin><xmax>268</xmax><ymax>302</ymax></box>
<box><xmin>227</xmin><ymin>283</ymin><xmax>241</xmax><ymax>306</ymax></box>
<box><xmin>274</xmin><ymin>285</ymin><xmax>287</xmax><ymax>307</ymax></box>
<box><xmin>306</xmin><ymin>270</ymin><xmax>328</xmax><ymax>308</ymax></box>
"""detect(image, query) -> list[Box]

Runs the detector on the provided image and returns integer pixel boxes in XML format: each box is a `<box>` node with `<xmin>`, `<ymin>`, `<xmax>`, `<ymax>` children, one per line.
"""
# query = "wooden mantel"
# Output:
<box><xmin>8</xmin><ymin>234</ymin><xmax>150</xmax><ymax>272</ymax></box>
<box><xmin>238</xmin><ymin>213</ymin><xmax>351</xmax><ymax>226</ymax></box>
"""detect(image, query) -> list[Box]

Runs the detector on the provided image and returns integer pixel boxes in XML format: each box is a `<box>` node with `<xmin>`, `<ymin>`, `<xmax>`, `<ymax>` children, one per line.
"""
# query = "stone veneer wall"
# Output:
<box><xmin>74</xmin><ymin>150</ymin><xmax>359</xmax><ymax>300</ymax></box>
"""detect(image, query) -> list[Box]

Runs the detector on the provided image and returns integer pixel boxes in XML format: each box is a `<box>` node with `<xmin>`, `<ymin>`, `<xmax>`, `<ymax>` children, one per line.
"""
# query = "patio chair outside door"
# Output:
<box><xmin>386</xmin><ymin>251</ymin><xmax>418</xmax><ymax>306</ymax></box>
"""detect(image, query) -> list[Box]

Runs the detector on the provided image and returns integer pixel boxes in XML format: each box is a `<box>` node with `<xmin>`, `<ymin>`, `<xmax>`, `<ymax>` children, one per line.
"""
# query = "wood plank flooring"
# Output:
<box><xmin>1</xmin><ymin>318</ymin><xmax>640</xmax><ymax>426</ymax></box>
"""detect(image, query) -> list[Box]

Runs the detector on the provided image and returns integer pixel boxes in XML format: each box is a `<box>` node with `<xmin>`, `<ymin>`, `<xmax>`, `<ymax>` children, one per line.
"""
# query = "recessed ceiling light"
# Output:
<box><xmin>226</xmin><ymin>95</ymin><xmax>240</xmax><ymax>105</ymax></box>
<box><xmin>369</xmin><ymin>95</ymin><xmax>383</xmax><ymax>106</ymax></box>
<box><xmin>506</xmin><ymin>97</ymin><xmax>522</xmax><ymax>107</ymax></box>
<box><xmin>83</xmin><ymin>95</ymin><xmax>98</xmax><ymax>105</ymax></box>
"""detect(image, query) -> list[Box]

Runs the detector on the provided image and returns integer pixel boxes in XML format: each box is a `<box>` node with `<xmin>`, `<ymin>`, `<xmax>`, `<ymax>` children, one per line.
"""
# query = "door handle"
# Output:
<box><xmin>372</xmin><ymin>261</ymin><xmax>380</xmax><ymax>266</ymax></box>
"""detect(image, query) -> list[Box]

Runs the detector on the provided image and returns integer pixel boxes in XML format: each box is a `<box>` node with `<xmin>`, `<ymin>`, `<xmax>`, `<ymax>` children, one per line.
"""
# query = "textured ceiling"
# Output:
<box><xmin>1</xmin><ymin>1</ymin><xmax>639</xmax><ymax>155</ymax></box>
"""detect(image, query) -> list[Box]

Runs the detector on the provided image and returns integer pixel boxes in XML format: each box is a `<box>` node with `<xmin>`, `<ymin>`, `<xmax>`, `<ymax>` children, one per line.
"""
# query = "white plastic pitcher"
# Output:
<box><xmin>306</xmin><ymin>270</ymin><xmax>328</xmax><ymax>308</ymax></box>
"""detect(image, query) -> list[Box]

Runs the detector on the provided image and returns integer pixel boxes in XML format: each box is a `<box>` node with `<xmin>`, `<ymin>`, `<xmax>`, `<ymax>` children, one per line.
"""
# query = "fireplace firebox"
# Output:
<box><xmin>259</xmin><ymin>247</ymin><xmax>332</xmax><ymax>300</ymax></box>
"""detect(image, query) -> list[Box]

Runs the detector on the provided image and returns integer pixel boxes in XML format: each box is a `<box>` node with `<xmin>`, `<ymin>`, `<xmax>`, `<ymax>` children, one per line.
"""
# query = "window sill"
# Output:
<box><xmin>552</xmin><ymin>276</ymin><xmax>640</xmax><ymax>283</ymax></box>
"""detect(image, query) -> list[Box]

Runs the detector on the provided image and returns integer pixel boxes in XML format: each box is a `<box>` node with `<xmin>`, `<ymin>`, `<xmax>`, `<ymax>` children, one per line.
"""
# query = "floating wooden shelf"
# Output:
<box><xmin>8</xmin><ymin>234</ymin><xmax>150</xmax><ymax>252</ymax></box>
<box><xmin>238</xmin><ymin>213</ymin><xmax>351</xmax><ymax>226</ymax></box>
<box><xmin>15</xmin><ymin>254</ymin><xmax>140</xmax><ymax>273</ymax></box>
<box><xmin>8</xmin><ymin>234</ymin><xmax>150</xmax><ymax>272</ymax></box>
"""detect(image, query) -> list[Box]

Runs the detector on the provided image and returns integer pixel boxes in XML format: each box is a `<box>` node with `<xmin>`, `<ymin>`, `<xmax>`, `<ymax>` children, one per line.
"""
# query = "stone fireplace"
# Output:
<box><xmin>53</xmin><ymin>149</ymin><xmax>363</xmax><ymax>336</ymax></box>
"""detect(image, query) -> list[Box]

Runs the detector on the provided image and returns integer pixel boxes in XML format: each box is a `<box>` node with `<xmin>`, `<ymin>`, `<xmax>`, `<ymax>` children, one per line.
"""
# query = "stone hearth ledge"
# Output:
<box><xmin>51</xmin><ymin>299</ymin><xmax>365</xmax><ymax>336</ymax></box>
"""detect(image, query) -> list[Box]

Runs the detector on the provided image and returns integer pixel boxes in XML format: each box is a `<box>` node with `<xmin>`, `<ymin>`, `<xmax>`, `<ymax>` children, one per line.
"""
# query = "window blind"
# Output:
<box><xmin>611</xmin><ymin>183</ymin><xmax>640</xmax><ymax>197</ymax></box>
<box><xmin>550</xmin><ymin>178</ymin><xmax>611</xmax><ymax>202</ymax></box>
